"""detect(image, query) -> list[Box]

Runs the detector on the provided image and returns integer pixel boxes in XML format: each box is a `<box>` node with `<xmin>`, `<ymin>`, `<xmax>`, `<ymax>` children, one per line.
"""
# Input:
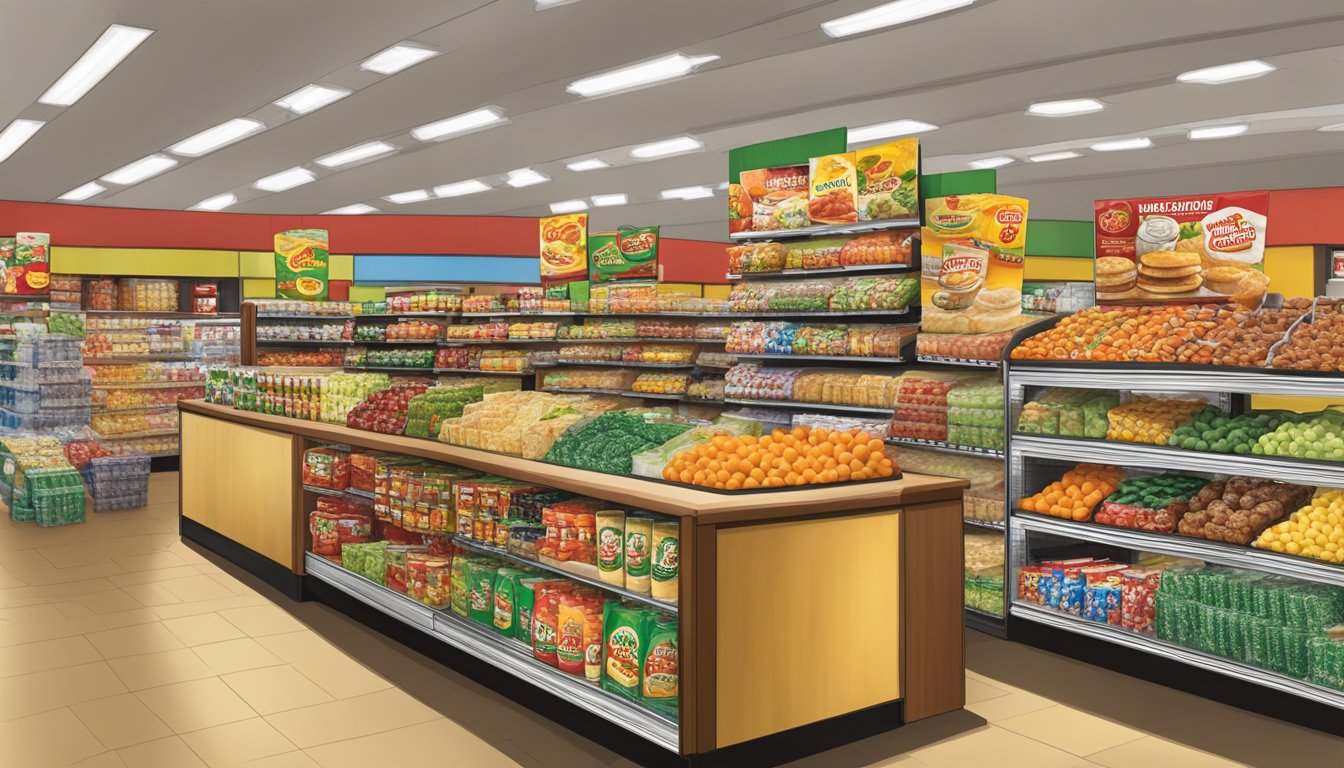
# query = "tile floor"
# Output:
<box><xmin>2</xmin><ymin>472</ymin><xmax>1340</xmax><ymax>767</ymax></box>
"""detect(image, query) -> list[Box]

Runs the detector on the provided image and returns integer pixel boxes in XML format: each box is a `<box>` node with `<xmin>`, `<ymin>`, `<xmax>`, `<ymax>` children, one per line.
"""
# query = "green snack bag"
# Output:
<box><xmin>641</xmin><ymin>616</ymin><xmax>679</xmax><ymax>719</ymax></box>
<box><xmin>464</xmin><ymin>559</ymin><xmax>496</xmax><ymax>626</ymax></box>
<box><xmin>516</xmin><ymin>578</ymin><xmax>541</xmax><ymax>643</ymax></box>
<box><xmin>341</xmin><ymin>541</ymin><xmax>387</xmax><ymax>584</ymax></box>
<box><xmin>274</xmin><ymin>229</ymin><xmax>329</xmax><ymax>301</ymax></box>
<box><xmin>450</xmin><ymin>556</ymin><xmax>469</xmax><ymax>617</ymax></box>
<box><xmin>493</xmin><ymin>568</ymin><xmax>523</xmax><ymax>635</ymax></box>
<box><xmin>602</xmin><ymin>602</ymin><xmax>651</xmax><ymax>701</ymax></box>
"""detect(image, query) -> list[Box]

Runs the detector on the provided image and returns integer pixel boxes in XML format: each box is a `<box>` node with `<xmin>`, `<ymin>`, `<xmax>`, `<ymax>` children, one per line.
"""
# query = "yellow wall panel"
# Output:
<box><xmin>53</xmin><ymin>247</ymin><xmax>239</xmax><ymax>277</ymax></box>
<box><xmin>243</xmin><ymin>279</ymin><xmax>276</xmax><ymax>299</ymax></box>
<box><xmin>1024</xmin><ymin>256</ymin><xmax>1093</xmax><ymax>281</ymax></box>
<box><xmin>703</xmin><ymin>284</ymin><xmax>731</xmax><ymax>301</ymax></box>
<box><xmin>330</xmin><ymin>254</ymin><xmax>353</xmax><ymax>281</ymax></box>
<box><xmin>1264</xmin><ymin>246</ymin><xmax>1315</xmax><ymax>300</ymax></box>
<box><xmin>239</xmin><ymin>250</ymin><xmax>275</xmax><ymax>278</ymax></box>
<box><xmin>348</xmin><ymin>285</ymin><xmax>386</xmax><ymax>302</ymax></box>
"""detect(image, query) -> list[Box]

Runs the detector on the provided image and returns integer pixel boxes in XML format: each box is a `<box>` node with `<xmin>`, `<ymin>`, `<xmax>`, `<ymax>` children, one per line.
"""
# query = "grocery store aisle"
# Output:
<box><xmin>2</xmin><ymin>475</ymin><xmax>1341</xmax><ymax>768</ymax></box>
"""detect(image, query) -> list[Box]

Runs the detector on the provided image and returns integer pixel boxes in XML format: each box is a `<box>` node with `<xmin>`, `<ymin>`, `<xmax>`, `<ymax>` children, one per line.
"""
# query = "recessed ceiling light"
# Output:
<box><xmin>39</xmin><ymin>24</ymin><xmax>153</xmax><ymax>106</ymax></box>
<box><xmin>322</xmin><ymin>203</ymin><xmax>379</xmax><ymax>215</ymax></box>
<box><xmin>170</xmin><ymin>118</ymin><xmax>264</xmax><ymax>157</ymax></box>
<box><xmin>360</xmin><ymin>43</ymin><xmax>438</xmax><ymax>75</ymax></box>
<box><xmin>536</xmin><ymin>0</ymin><xmax>580</xmax><ymax>8</ymax></box>
<box><xmin>412</xmin><ymin>107</ymin><xmax>507</xmax><ymax>142</ymax></box>
<box><xmin>1188</xmin><ymin>124</ymin><xmax>1249</xmax><ymax>140</ymax></box>
<box><xmin>253</xmin><ymin>167</ymin><xmax>316</xmax><ymax>192</ymax></box>
<box><xmin>434</xmin><ymin>179</ymin><xmax>491</xmax><ymax>198</ymax></box>
<box><xmin>550</xmin><ymin>199</ymin><xmax>588</xmax><ymax>214</ymax></box>
<box><xmin>1028</xmin><ymin>98</ymin><xmax>1104</xmax><ymax>117</ymax></box>
<box><xmin>1090</xmin><ymin>137</ymin><xmax>1152</xmax><ymax>152</ymax></box>
<box><xmin>848</xmin><ymin>119</ymin><xmax>938</xmax><ymax>144</ymax></box>
<box><xmin>385</xmin><ymin>189</ymin><xmax>431</xmax><ymax>204</ymax></box>
<box><xmin>193</xmin><ymin>193</ymin><xmax>237</xmax><ymax>211</ymax></box>
<box><xmin>274</xmin><ymin>84</ymin><xmax>351</xmax><ymax>115</ymax></box>
<box><xmin>566</xmin><ymin>158</ymin><xmax>609</xmax><ymax>172</ymax></box>
<box><xmin>315</xmin><ymin>140</ymin><xmax>396</xmax><ymax>168</ymax></box>
<box><xmin>717</xmin><ymin>181</ymin><xmax>730</xmax><ymax>190</ymax></box>
<box><xmin>1320</xmin><ymin>123</ymin><xmax>1344</xmax><ymax>132</ymax></box>
<box><xmin>568</xmin><ymin>53</ymin><xmax>719</xmax><ymax>97</ymax></box>
<box><xmin>630</xmin><ymin>136</ymin><xmax>703</xmax><ymax>159</ymax></box>
<box><xmin>506</xmin><ymin>168</ymin><xmax>549</xmax><ymax>188</ymax></box>
<box><xmin>101</xmin><ymin>154</ymin><xmax>178</xmax><ymax>184</ymax></box>
<box><xmin>0</xmin><ymin>119</ymin><xmax>45</xmax><ymax>163</ymax></box>
<box><xmin>968</xmin><ymin>156</ymin><xmax>1014</xmax><ymax>169</ymax></box>
<box><xmin>1177</xmin><ymin>60</ymin><xmax>1275</xmax><ymax>85</ymax></box>
<box><xmin>58</xmin><ymin>182</ymin><xmax>105</xmax><ymax>201</ymax></box>
<box><xmin>591</xmin><ymin>193</ymin><xmax>627</xmax><ymax>207</ymax></box>
<box><xmin>661</xmin><ymin>185</ymin><xmax>714</xmax><ymax>200</ymax></box>
<box><xmin>822</xmin><ymin>0</ymin><xmax>975</xmax><ymax>38</ymax></box>
<box><xmin>1028</xmin><ymin>151</ymin><xmax>1082</xmax><ymax>163</ymax></box>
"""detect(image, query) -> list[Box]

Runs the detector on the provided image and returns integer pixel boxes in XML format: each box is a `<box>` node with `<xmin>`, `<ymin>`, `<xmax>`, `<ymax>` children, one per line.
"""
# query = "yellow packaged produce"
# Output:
<box><xmin>650</xmin><ymin>520</ymin><xmax>679</xmax><ymax>604</ymax></box>
<box><xmin>1105</xmin><ymin>397</ymin><xmax>1206</xmax><ymax>446</ymax></box>
<box><xmin>1254</xmin><ymin>489</ymin><xmax>1344</xmax><ymax>563</ymax></box>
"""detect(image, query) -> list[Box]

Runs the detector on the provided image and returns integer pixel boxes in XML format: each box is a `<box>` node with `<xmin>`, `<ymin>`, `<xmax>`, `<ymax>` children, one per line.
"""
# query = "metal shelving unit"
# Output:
<box><xmin>726</xmin><ymin>263</ymin><xmax>916</xmax><ymax>281</ymax></box>
<box><xmin>722</xmin><ymin>397</ymin><xmax>893</xmax><ymax>416</ymax></box>
<box><xmin>729</xmin><ymin>217</ymin><xmax>919</xmax><ymax>241</ymax></box>
<box><xmin>886</xmin><ymin>437</ymin><xmax>1003</xmax><ymax>459</ymax></box>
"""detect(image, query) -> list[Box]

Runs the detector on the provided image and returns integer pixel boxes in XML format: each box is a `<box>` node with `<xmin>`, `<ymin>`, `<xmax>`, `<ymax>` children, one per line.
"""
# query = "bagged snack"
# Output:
<box><xmin>341</xmin><ymin>541</ymin><xmax>387</xmax><ymax>584</ymax></box>
<box><xmin>808</xmin><ymin>153</ymin><xmax>858</xmax><ymax>225</ymax></box>
<box><xmin>493</xmin><ymin>568</ymin><xmax>524</xmax><ymax>635</ymax></box>
<box><xmin>533</xmin><ymin>592</ymin><xmax>562</xmax><ymax>666</ymax></box>
<box><xmin>596</xmin><ymin>510</ymin><xmax>626</xmax><ymax>585</ymax></box>
<box><xmin>642</xmin><ymin>616</ymin><xmax>679</xmax><ymax>718</ymax></box>
<box><xmin>464</xmin><ymin>559</ymin><xmax>496</xmax><ymax>626</ymax></box>
<box><xmin>309</xmin><ymin>507</ymin><xmax>371</xmax><ymax>562</ymax></box>
<box><xmin>274</xmin><ymin>229</ymin><xmax>329</xmax><ymax>301</ymax></box>
<box><xmin>584</xmin><ymin>604</ymin><xmax>605</xmax><ymax>683</ymax></box>
<box><xmin>556</xmin><ymin>596</ymin><xmax>588</xmax><ymax>676</ymax></box>
<box><xmin>625</xmin><ymin>516</ymin><xmax>653</xmax><ymax>594</ymax></box>
<box><xmin>603</xmin><ymin>603</ymin><xmax>651</xmax><ymax>700</ymax></box>
<box><xmin>650</xmin><ymin>520</ymin><xmax>679</xmax><ymax>604</ymax></box>
<box><xmin>450</xmin><ymin>556</ymin><xmax>469</xmax><ymax>617</ymax></box>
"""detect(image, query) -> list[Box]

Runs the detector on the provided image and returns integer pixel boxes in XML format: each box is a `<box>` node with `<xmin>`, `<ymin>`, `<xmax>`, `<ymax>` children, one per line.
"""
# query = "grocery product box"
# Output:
<box><xmin>740</xmin><ymin>165</ymin><xmax>809</xmax><ymax>232</ymax></box>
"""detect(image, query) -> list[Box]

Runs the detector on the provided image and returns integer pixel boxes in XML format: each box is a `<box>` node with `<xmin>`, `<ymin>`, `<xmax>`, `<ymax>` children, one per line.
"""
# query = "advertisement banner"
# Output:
<box><xmin>590</xmin><ymin>226</ymin><xmax>659</xmax><ymax>283</ymax></box>
<box><xmin>920</xmin><ymin>194</ymin><xmax>1029</xmax><ymax>334</ymax></box>
<box><xmin>274</xmin><ymin>229</ymin><xmax>329</xmax><ymax>301</ymax></box>
<box><xmin>4</xmin><ymin>233</ymin><xmax>51</xmax><ymax>294</ymax></box>
<box><xmin>540</xmin><ymin>214</ymin><xmax>587</xmax><ymax>285</ymax></box>
<box><xmin>1093</xmin><ymin>191</ymin><xmax>1269</xmax><ymax>304</ymax></box>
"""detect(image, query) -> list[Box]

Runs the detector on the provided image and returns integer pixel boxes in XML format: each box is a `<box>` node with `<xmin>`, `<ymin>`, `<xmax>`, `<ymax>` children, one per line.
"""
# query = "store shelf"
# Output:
<box><xmin>1011</xmin><ymin>601</ymin><xmax>1344</xmax><ymax>711</ymax></box>
<box><xmin>356</xmin><ymin>312</ymin><xmax>461</xmax><ymax>319</ymax></box>
<box><xmin>553</xmin><ymin>338</ymin><xmax>725</xmax><ymax>345</ymax></box>
<box><xmin>92</xmin><ymin>381</ymin><xmax>205</xmax><ymax>390</ymax></box>
<box><xmin>541</xmin><ymin>387</ymin><xmax>685</xmax><ymax>401</ymax></box>
<box><xmin>344</xmin><ymin>366</ymin><xmax>436</xmax><ymax>374</ymax></box>
<box><xmin>460</xmin><ymin>311</ymin><xmax>577</xmax><ymax>319</ymax></box>
<box><xmin>554</xmin><ymin>360</ymin><xmax>695</xmax><ymax>369</ymax></box>
<box><xmin>83</xmin><ymin>310</ymin><xmax>240</xmax><ymax>319</ymax></box>
<box><xmin>441</xmin><ymin>338</ymin><xmax>558</xmax><ymax>345</ymax></box>
<box><xmin>257</xmin><ymin>339</ymin><xmax>353</xmax><ymax>346</ymax></box>
<box><xmin>257</xmin><ymin>314</ymin><xmax>354</xmax><ymax>320</ymax></box>
<box><xmin>1013</xmin><ymin>512</ymin><xmax>1344</xmax><ymax>590</ymax></box>
<box><xmin>304</xmin><ymin>554</ymin><xmax>679</xmax><ymax>750</ymax></box>
<box><xmin>93</xmin><ymin>403</ymin><xmax>180</xmax><ymax>414</ymax></box>
<box><xmin>917</xmin><ymin>355</ymin><xmax>1001</xmax><ymax>369</ymax></box>
<box><xmin>346</xmin><ymin>487</ymin><xmax>375</xmax><ymax>500</ymax></box>
<box><xmin>432</xmin><ymin>368</ymin><xmax>535</xmax><ymax>377</ymax></box>
<box><xmin>722</xmin><ymin>397</ymin><xmax>892</xmax><ymax>416</ymax></box>
<box><xmin>84</xmin><ymin>355</ymin><xmax>194</xmax><ymax>364</ymax></box>
<box><xmin>351</xmin><ymin>339</ymin><xmax>441</xmax><ymax>346</ymax></box>
<box><xmin>732</xmin><ymin>353</ymin><xmax>909</xmax><ymax>364</ymax></box>
<box><xmin>965</xmin><ymin>608</ymin><xmax>1006</xmax><ymax>636</ymax></box>
<box><xmin>1011</xmin><ymin>434</ymin><xmax>1344</xmax><ymax>488</ymax></box>
<box><xmin>729</xmin><ymin>217</ymin><xmax>920</xmax><ymax>241</ymax></box>
<box><xmin>0</xmin><ymin>294</ymin><xmax>49</xmax><ymax>301</ymax></box>
<box><xmin>302</xmin><ymin>485</ymin><xmax>374</xmax><ymax>502</ymax></box>
<box><xmin>1007</xmin><ymin>362</ymin><xmax>1344</xmax><ymax>398</ymax></box>
<box><xmin>726</xmin><ymin>263</ymin><xmax>917</xmax><ymax>281</ymax></box>
<box><xmin>97</xmin><ymin>429</ymin><xmax>179</xmax><ymax>440</ymax></box>
<box><xmin>451</xmin><ymin>535</ymin><xmax>677</xmax><ymax>614</ymax></box>
<box><xmin>963</xmin><ymin>518</ymin><xmax>1006</xmax><ymax>531</ymax></box>
<box><xmin>886</xmin><ymin>438</ymin><xmax>1004</xmax><ymax>459</ymax></box>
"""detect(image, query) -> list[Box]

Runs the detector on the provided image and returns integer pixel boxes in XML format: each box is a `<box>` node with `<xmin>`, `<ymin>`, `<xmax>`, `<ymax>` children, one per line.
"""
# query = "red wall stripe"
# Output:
<box><xmin>1266</xmin><ymin>188</ymin><xmax>1344</xmax><ymax>247</ymax></box>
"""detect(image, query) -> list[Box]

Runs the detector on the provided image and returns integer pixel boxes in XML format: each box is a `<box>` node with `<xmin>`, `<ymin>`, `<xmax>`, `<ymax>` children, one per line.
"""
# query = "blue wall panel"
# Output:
<box><xmin>354</xmin><ymin>254</ymin><xmax>540</xmax><ymax>285</ymax></box>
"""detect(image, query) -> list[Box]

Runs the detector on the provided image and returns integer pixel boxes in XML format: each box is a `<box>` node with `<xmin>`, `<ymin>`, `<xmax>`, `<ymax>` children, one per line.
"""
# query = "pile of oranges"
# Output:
<box><xmin>1019</xmin><ymin>463</ymin><xmax>1125</xmax><ymax>521</ymax></box>
<box><xmin>661</xmin><ymin>426</ymin><xmax>896</xmax><ymax>490</ymax></box>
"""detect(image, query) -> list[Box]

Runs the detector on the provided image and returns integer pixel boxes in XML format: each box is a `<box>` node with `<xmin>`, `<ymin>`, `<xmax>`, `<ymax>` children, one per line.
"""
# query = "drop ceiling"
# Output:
<box><xmin>2</xmin><ymin>0</ymin><xmax>1343</xmax><ymax>243</ymax></box>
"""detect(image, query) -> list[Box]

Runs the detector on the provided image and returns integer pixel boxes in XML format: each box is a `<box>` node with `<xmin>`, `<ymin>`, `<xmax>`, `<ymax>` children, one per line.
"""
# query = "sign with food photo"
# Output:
<box><xmin>589</xmin><ymin>225</ymin><xmax>659</xmax><ymax>283</ymax></box>
<box><xmin>920</xmin><ymin>194</ymin><xmax>1032</xmax><ymax>335</ymax></box>
<box><xmin>738</xmin><ymin>165</ymin><xmax>809</xmax><ymax>232</ymax></box>
<box><xmin>854</xmin><ymin>138</ymin><xmax>919</xmax><ymax>221</ymax></box>
<box><xmin>1093</xmin><ymin>191</ymin><xmax>1269</xmax><ymax>307</ymax></box>
<box><xmin>540</xmin><ymin>213</ymin><xmax>588</xmax><ymax>284</ymax></box>
<box><xmin>808</xmin><ymin>152</ymin><xmax>858</xmax><ymax>225</ymax></box>
<box><xmin>274</xmin><ymin>229</ymin><xmax>329</xmax><ymax>301</ymax></box>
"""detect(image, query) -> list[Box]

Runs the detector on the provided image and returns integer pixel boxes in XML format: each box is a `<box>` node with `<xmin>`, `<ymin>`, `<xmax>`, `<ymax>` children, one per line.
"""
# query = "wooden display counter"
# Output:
<box><xmin>177</xmin><ymin>400</ymin><xmax>969</xmax><ymax>765</ymax></box>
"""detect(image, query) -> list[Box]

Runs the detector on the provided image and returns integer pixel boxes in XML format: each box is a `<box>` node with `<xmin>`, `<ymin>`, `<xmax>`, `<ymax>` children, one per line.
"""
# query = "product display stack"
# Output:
<box><xmin>0</xmin><ymin>332</ymin><xmax>92</xmax><ymax>433</ymax></box>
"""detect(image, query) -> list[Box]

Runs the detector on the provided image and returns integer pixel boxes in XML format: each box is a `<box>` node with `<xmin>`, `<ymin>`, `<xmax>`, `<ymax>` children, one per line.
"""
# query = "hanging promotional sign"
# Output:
<box><xmin>274</xmin><ymin>229</ymin><xmax>329</xmax><ymax>301</ymax></box>
<box><xmin>590</xmin><ymin>226</ymin><xmax>660</xmax><ymax>283</ymax></box>
<box><xmin>920</xmin><ymin>194</ymin><xmax>1029</xmax><ymax>334</ymax></box>
<box><xmin>4</xmin><ymin>233</ymin><xmax>51</xmax><ymax>294</ymax></box>
<box><xmin>540</xmin><ymin>213</ymin><xmax>588</xmax><ymax>285</ymax></box>
<box><xmin>1093</xmin><ymin>190</ymin><xmax>1269</xmax><ymax>305</ymax></box>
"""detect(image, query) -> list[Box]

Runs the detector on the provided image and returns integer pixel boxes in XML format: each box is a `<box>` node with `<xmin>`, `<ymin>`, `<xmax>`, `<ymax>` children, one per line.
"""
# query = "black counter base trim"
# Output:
<box><xmin>178</xmin><ymin>517</ymin><xmax>304</xmax><ymax>601</ymax></box>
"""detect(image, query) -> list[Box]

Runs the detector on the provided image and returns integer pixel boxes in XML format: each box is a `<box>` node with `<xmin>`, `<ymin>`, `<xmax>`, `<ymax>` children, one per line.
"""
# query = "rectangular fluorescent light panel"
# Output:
<box><xmin>661</xmin><ymin>185</ymin><xmax>714</xmax><ymax>200</ymax></box>
<box><xmin>1028</xmin><ymin>98</ymin><xmax>1104</xmax><ymax>116</ymax></box>
<box><xmin>58</xmin><ymin>182</ymin><xmax>105</xmax><ymax>201</ymax></box>
<box><xmin>39</xmin><ymin>24</ymin><xmax>153</xmax><ymax>106</ymax></box>
<box><xmin>1028</xmin><ymin>151</ymin><xmax>1081</xmax><ymax>163</ymax></box>
<box><xmin>0</xmin><ymin>119</ymin><xmax>45</xmax><ymax>163</ymax></box>
<box><xmin>275</xmin><ymin>84</ymin><xmax>351</xmax><ymax>115</ymax></box>
<box><xmin>1091</xmin><ymin>137</ymin><xmax>1152</xmax><ymax>152</ymax></box>
<box><xmin>823</xmin><ymin>0</ymin><xmax>974</xmax><ymax>38</ymax></box>
<box><xmin>568</xmin><ymin>53</ymin><xmax>719</xmax><ymax>97</ymax></box>
<box><xmin>848</xmin><ymin>119</ymin><xmax>937</xmax><ymax>144</ymax></box>
<box><xmin>434</xmin><ymin>180</ymin><xmax>491</xmax><ymax>198</ymax></box>
<box><xmin>101</xmin><ymin>154</ymin><xmax>177</xmax><ymax>184</ymax></box>
<box><xmin>323</xmin><ymin>203</ymin><xmax>379</xmax><ymax>215</ymax></box>
<box><xmin>630</xmin><ymin>136</ymin><xmax>702</xmax><ymax>158</ymax></box>
<box><xmin>193</xmin><ymin>193</ymin><xmax>237</xmax><ymax>211</ymax></box>
<box><xmin>968</xmin><ymin>156</ymin><xmax>1014</xmax><ymax>169</ymax></box>
<box><xmin>170</xmin><ymin>118</ymin><xmax>264</xmax><ymax>157</ymax></box>
<box><xmin>253</xmin><ymin>167</ymin><xmax>316</xmax><ymax>192</ymax></box>
<box><xmin>1189</xmin><ymin>124</ymin><xmax>1248</xmax><ymax>140</ymax></box>
<box><xmin>361</xmin><ymin>44</ymin><xmax>437</xmax><ymax>75</ymax></box>
<box><xmin>385</xmin><ymin>189</ymin><xmax>431</xmax><ymax>204</ymax></box>
<box><xmin>1177</xmin><ymin>60</ymin><xmax>1275</xmax><ymax>85</ymax></box>
<box><xmin>550</xmin><ymin>199</ymin><xmax>587</xmax><ymax>214</ymax></box>
<box><xmin>316</xmin><ymin>140</ymin><xmax>395</xmax><ymax>168</ymax></box>
<box><xmin>412</xmin><ymin>107</ymin><xmax>505</xmax><ymax>142</ymax></box>
<box><xmin>591</xmin><ymin>193</ymin><xmax>627</xmax><ymax>207</ymax></box>
<box><xmin>566</xmin><ymin>158</ymin><xmax>609</xmax><ymax>172</ymax></box>
<box><xmin>536</xmin><ymin>0</ymin><xmax>580</xmax><ymax>8</ymax></box>
<box><xmin>506</xmin><ymin>168</ymin><xmax>549</xmax><ymax>188</ymax></box>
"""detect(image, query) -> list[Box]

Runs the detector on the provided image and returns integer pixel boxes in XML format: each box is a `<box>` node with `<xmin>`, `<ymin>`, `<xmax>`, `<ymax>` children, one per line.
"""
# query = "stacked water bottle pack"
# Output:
<box><xmin>0</xmin><ymin>334</ymin><xmax>92</xmax><ymax>431</ymax></box>
<box><xmin>80</xmin><ymin>455</ymin><xmax>151</xmax><ymax>511</ymax></box>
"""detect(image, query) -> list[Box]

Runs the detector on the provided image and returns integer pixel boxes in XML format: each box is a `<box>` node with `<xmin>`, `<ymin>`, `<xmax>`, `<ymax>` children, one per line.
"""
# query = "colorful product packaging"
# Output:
<box><xmin>602</xmin><ymin>602</ymin><xmax>649</xmax><ymax>700</ymax></box>
<box><xmin>650</xmin><ymin>520</ymin><xmax>679</xmax><ymax>603</ymax></box>
<box><xmin>274</xmin><ymin>229</ymin><xmax>329</xmax><ymax>301</ymax></box>
<box><xmin>540</xmin><ymin>213</ymin><xmax>588</xmax><ymax>285</ymax></box>
<box><xmin>855</xmin><ymin>139</ymin><xmax>919</xmax><ymax>221</ymax></box>
<box><xmin>624</xmin><ymin>516</ymin><xmax>653</xmax><ymax>594</ymax></box>
<box><xmin>642</xmin><ymin>616</ymin><xmax>679</xmax><ymax>718</ymax></box>
<box><xmin>740</xmin><ymin>165</ymin><xmax>809</xmax><ymax>232</ymax></box>
<box><xmin>6</xmin><ymin>233</ymin><xmax>51</xmax><ymax>294</ymax></box>
<box><xmin>921</xmin><ymin>194</ymin><xmax>1028</xmax><ymax>333</ymax></box>
<box><xmin>808</xmin><ymin>152</ymin><xmax>858</xmax><ymax>225</ymax></box>
<box><xmin>596</xmin><ymin>509</ymin><xmax>626</xmax><ymax>585</ymax></box>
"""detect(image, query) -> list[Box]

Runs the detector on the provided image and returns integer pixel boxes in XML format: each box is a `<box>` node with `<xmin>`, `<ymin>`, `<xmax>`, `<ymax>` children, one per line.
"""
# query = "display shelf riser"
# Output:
<box><xmin>1007</xmin><ymin>365</ymin><xmax>1344</xmax><ymax>397</ymax></box>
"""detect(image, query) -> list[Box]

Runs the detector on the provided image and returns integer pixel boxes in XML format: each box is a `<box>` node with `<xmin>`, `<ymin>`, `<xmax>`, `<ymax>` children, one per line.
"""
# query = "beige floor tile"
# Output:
<box><xmin>264</xmin><ymin>688</ymin><xmax>440</xmax><ymax>748</ymax></box>
<box><xmin>158</xmin><ymin>574</ymin><xmax>240</xmax><ymax>603</ymax></box>
<box><xmin>964</xmin><ymin>676</ymin><xmax>1011</xmax><ymax>704</ymax></box>
<box><xmin>150</xmin><ymin>594</ymin><xmax>269</xmax><ymax>620</ymax></box>
<box><xmin>179</xmin><ymin>717</ymin><xmax>297</xmax><ymax>766</ymax></box>
<box><xmin>192</xmin><ymin>637</ymin><xmax>284</xmax><ymax>675</ymax></box>
<box><xmin>0</xmin><ymin>634</ymin><xmax>103</xmax><ymax>678</ymax></box>
<box><xmin>26</xmin><ymin>576</ymin><xmax>121</xmax><ymax>600</ymax></box>
<box><xmin>118</xmin><ymin>581</ymin><xmax>184</xmax><ymax>607</ymax></box>
<box><xmin>109</xmin><ymin>565</ymin><xmax>202</xmax><ymax>587</ymax></box>
<box><xmin>235</xmin><ymin>752</ymin><xmax>321</xmax><ymax>768</ymax></box>
<box><xmin>910</xmin><ymin>725</ymin><xmax>1081</xmax><ymax>768</ymax></box>
<box><xmin>87</xmin><ymin>622</ymin><xmax>186</xmax><ymax>658</ymax></box>
<box><xmin>256</xmin><ymin>631</ymin><xmax>390</xmax><ymax>699</ymax></box>
<box><xmin>0</xmin><ymin>707</ymin><xmax>108</xmax><ymax>767</ymax></box>
<box><xmin>162</xmin><ymin>613</ymin><xmax>246</xmax><ymax>646</ymax></box>
<box><xmin>100</xmin><ymin>608</ymin><xmax>165</xmax><ymax>629</ymax></box>
<box><xmin>65</xmin><ymin>589</ymin><xmax>151</xmax><ymax>615</ymax></box>
<box><xmin>0</xmin><ymin>604</ymin><xmax>106</xmax><ymax>647</ymax></box>
<box><xmin>303</xmin><ymin>720</ymin><xmax>520</xmax><ymax>768</ymax></box>
<box><xmin>223</xmin><ymin>665</ymin><xmax>335</xmax><ymax>715</ymax></box>
<box><xmin>71</xmin><ymin>693</ymin><xmax>174</xmax><ymax>750</ymax></box>
<box><xmin>219</xmin><ymin>605</ymin><xmax>308</xmax><ymax>637</ymax></box>
<box><xmin>13</xmin><ymin>561</ymin><xmax>125</xmax><ymax>586</ymax></box>
<box><xmin>117</xmin><ymin>736</ymin><xmax>208</xmax><ymax>768</ymax></box>
<box><xmin>136</xmin><ymin>677</ymin><xmax>258</xmax><ymax>733</ymax></box>
<box><xmin>997</xmin><ymin>705</ymin><xmax>1147</xmax><ymax>757</ymax></box>
<box><xmin>114</xmin><ymin>551</ymin><xmax>189</xmax><ymax>572</ymax></box>
<box><xmin>108</xmin><ymin>648</ymin><xmax>217</xmax><ymax>691</ymax></box>
<box><xmin>1089</xmin><ymin>736</ymin><xmax>1250</xmax><ymax>768</ymax></box>
<box><xmin>0</xmin><ymin>548</ymin><xmax>53</xmax><ymax>571</ymax></box>
<box><xmin>0</xmin><ymin>660</ymin><xmax>127</xmax><ymax>721</ymax></box>
<box><xmin>966</xmin><ymin>688</ymin><xmax>1058</xmax><ymax>722</ymax></box>
<box><xmin>69</xmin><ymin>752</ymin><xmax>129</xmax><ymax>768</ymax></box>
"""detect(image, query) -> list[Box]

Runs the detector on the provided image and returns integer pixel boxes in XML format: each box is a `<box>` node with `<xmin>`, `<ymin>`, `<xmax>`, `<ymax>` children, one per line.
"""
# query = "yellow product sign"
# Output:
<box><xmin>920</xmin><ymin>194</ymin><xmax>1030</xmax><ymax>334</ymax></box>
<box><xmin>540</xmin><ymin>214</ymin><xmax>588</xmax><ymax>284</ymax></box>
<box><xmin>808</xmin><ymin>152</ymin><xmax>858</xmax><ymax>225</ymax></box>
<box><xmin>855</xmin><ymin>138</ymin><xmax>919</xmax><ymax>220</ymax></box>
<box><xmin>274</xmin><ymin>229</ymin><xmax>329</xmax><ymax>302</ymax></box>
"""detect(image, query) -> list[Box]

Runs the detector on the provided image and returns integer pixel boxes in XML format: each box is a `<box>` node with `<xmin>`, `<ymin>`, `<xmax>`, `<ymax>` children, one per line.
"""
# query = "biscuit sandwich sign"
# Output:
<box><xmin>1093</xmin><ymin>191</ymin><xmax>1269</xmax><ymax>306</ymax></box>
<box><xmin>919</xmin><ymin>193</ymin><xmax>1030</xmax><ymax>334</ymax></box>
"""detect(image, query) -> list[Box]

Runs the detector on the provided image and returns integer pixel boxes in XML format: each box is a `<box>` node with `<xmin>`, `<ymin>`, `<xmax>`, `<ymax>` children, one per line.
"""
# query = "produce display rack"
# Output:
<box><xmin>722</xmin><ymin>397</ymin><xmax>896</xmax><ymax>416</ymax></box>
<box><xmin>915</xmin><ymin>354</ymin><xmax>1001</xmax><ymax>368</ymax></box>
<box><xmin>725</xmin><ymin>263</ymin><xmax>916</xmax><ymax>281</ymax></box>
<box><xmin>886</xmin><ymin>437</ymin><xmax>1004</xmax><ymax>459</ymax></box>
<box><xmin>728</xmin><ymin>217</ymin><xmax>920</xmax><ymax>241</ymax></box>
